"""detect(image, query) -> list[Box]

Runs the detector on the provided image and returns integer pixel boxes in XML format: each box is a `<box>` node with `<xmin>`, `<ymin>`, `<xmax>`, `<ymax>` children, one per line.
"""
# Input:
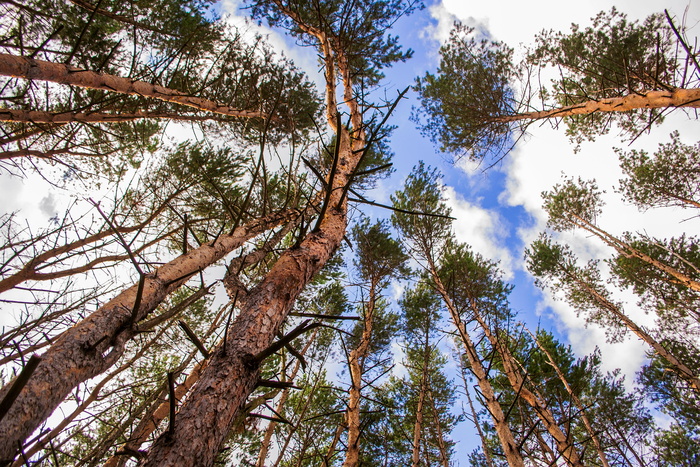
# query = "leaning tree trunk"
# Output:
<box><xmin>528</xmin><ymin>329</ymin><xmax>611</xmax><ymax>467</ymax></box>
<box><xmin>0</xmin><ymin>208</ymin><xmax>299</xmax><ymax>462</ymax></box>
<box><xmin>491</xmin><ymin>88</ymin><xmax>700</xmax><ymax>123</ymax></box>
<box><xmin>141</xmin><ymin>127</ymin><xmax>359</xmax><ymax>466</ymax></box>
<box><xmin>564</xmin><ymin>267</ymin><xmax>700</xmax><ymax>392</ymax></box>
<box><xmin>139</xmin><ymin>4</ymin><xmax>372</xmax><ymax>461</ymax></box>
<box><xmin>470</xmin><ymin>304</ymin><xmax>584</xmax><ymax>467</ymax></box>
<box><xmin>427</xmin><ymin>261</ymin><xmax>525</xmax><ymax>467</ymax></box>
<box><xmin>0</xmin><ymin>109</ymin><xmax>227</xmax><ymax>126</ymax></box>
<box><xmin>0</xmin><ymin>53</ymin><xmax>267</xmax><ymax>119</ymax></box>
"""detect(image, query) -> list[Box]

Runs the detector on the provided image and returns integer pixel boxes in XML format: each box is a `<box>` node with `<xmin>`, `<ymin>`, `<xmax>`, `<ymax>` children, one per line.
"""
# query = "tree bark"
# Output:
<box><xmin>427</xmin><ymin>261</ymin><xmax>525</xmax><ymax>467</ymax></box>
<box><xmin>0</xmin><ymin>109</ymin><xmax>226</xmax><ymax>125</ymax></box>
<box><xmin>0</xmin><ymin>208</ymin><xmax>299</xmax><ymax>462</ymax></box>
<box><xmin>470</xmin><ymin>304</ymin><xmax>584</xmax><ymax>467</ymax></box>
<box><xmin>0</xmin><ymin>54</ymin><xmax>267</xmax><ymax>120</ymax></box>
<box><xmin>491</xmin><ymin>88</ymin><xmax>700</xmax><ymax>123</ymax></box>
<box><xmin>343</xmin><ymin>285</ymin><xmax>377</xmax><ymax>467</ymax></box>
<box><xmin>527</xmin><ymin>329</ymin><xmax>611</xmax><ymax>467</ymax></box>
<box><xmin>562</xmin><ymin>266</ymin><xmax>700</xmax><ymax>392</ymax></box>
<box><xmin>568</xmin><ymin>212</ymin><xmax>700</xmax><ymax>293</ymax></box>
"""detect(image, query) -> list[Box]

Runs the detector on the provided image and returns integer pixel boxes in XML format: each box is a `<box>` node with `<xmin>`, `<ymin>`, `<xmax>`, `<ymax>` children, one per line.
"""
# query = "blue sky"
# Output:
<box><xmin>0</xmin><ymin>0</ymin><xmax>697</xmax><ymax>461</ymax></box>
<box><xmin>217</xmin><ymin>0</ymin><xmax>700</xmax><ymax>459</ymax></box>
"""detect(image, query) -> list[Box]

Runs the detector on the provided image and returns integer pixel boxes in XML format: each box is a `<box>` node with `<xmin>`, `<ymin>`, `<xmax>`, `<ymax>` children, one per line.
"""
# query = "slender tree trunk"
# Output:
<box><xmin>255</xmin><ymin>330</ymin><xmax>317</xmax><ymax>467</ymax></box>
<box><xmin>491</xmin><ymin>88</ymin><xmax>700</xmax><ymax>123</ymax></box>
<box><xmin>563</xmin><ymin>266</ymin><xmax>700</xmax><ymax>391</ymax></box>
<box><xmin>569</xmin><ymin>213</ymin><xmax>700</xmax><ymax>293</ymax></box>
<box><xmin>343</xmin><ymin>285</ymin><xmax>377</xmax><ymax>467</ymax></box>
<box><xmin>469</xmin><ymin>304</ymin><xmax>584</xmax><ymax>467</ymax></box>
<box><xmin>427</xmin><ymin>261</ymin><xmax>525</xmax><ymax>467</ymax></box>
<box><xmin>410</xmin><ymin>322</ymin><xmax>431</xmax><ymax>467</ymax></box>
<box><xmin>428</xmin><ymin>390</ymin><xmax>450</xmax><ymax>467</ymax></box>
<box><xmin>0</xmin><ymin>208</ymin><xmax>299</xmax><ymax>462</ymax></box>
<box><xmin>463</xmin><ymin>377</ymin><xmax>495</xmax><ymax>467</ymax></box>
<box><xmin>322</xmin><ymin>422</ymin><xmax>345</xmax><ymax>467</ymax></box>
<box><xmin>527</xmin><ymin>329</ymin><xmax>611</xmax><ymax>467</ymax></box>
<box><xmin>0</xmin><ymin>53</ymin><xmax>267</xmax><ymax>119</ymax></box>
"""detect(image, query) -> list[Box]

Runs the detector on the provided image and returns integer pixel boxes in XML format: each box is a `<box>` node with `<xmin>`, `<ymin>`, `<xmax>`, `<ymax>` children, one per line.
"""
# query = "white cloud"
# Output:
<box><xmin>443</xmin><ymin>185</ymin><xmax>514</xmax><ymax>278</ymax></box>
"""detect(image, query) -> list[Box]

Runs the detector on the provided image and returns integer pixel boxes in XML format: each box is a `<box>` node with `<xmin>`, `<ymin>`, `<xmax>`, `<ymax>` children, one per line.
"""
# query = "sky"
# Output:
<box><xmin>214</xmin><ymin>0</ymin><xmax>700</xmax><ymax>459</ymax></box>
<box><xmin>226</xmin><ymin>0</ymin><xmax>698</xmax><ymax>455</ymax></box>
<box><xmin>1</xmin><ymin>0</ymin><xmax>698</xmax><ymax>462</ymax></box>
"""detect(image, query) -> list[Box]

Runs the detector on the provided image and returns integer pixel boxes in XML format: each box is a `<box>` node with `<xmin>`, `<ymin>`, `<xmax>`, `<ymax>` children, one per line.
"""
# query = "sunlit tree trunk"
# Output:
<box><xmin>491</xmin><ymin>88</ymin><xmax>700</xmax><ymax>123</ymax></box>
<box><xmin>0</xmin><ymin>208</ymin><xmax>299</xmax><ymax>462</ymax></box>
<box><xmin>469</xmin><ymin>303</ymin><xmax>584</xmax><ymax>467</ymax></box>
<box><xmin>427</xmin><ymin>260</ymin><xmax>525</xmax><ymax>467</ymax></box>
<box><xmin>0</xmin><ymin>53</ymin><xmax>267</xmax><ymax>119</ymax></box>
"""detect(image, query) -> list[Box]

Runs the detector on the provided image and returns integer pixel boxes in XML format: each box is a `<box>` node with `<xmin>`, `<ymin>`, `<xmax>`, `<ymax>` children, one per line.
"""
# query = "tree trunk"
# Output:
<box><xmin>0</xmin><ymin>53</ymin><xmax>267</xmax><ymax>119</ymax></box>
<box><xmin>528</xmin><ymin>329</ymin><xmax>611</xmax><ymax>467</ymax></box>
<box><xmin>255</xmin><ymin>330</ymin><xmax>317</xmax><ymax>467</ymax></box>
<box><xmin>491</xmin><ymin>88</ymin><xmax>700</xmax><ymax>123</ymax></box>
<box><xmin>461</xmin><ymin>373</ymin><xmax>495</xmax><ymax>467</ymax></box>
<box><xmin>343</xmin><ymin>285</ymin><xmax>377</xmax><ymax>467</ymax></box>
<box><xmin>470</xmin><ymin>305</ymin><xmax>584</xmax><ymax>467</ymax></box>
<box><xmin>428</xmin><ymin>390</ymin><xmax>450</xmax><ymax>467</ymax></box>
<box><xmin>563</xmin><ymin>267</ymin><xmax>700</xmax><ymax>392</ymax></box>
<box><xmin>0</xmin><ymin>208</ymin><xmax>299</xmax><ymax>462</ymax></box>
<box><xmin>0</xmin><ymin>109</ymin><xmax>226</xmax><ymax>125</ymax></box>
<box><xmin>141</xmin><ymin>122</ymin><xmax>361</xmax><ymax>467</ymax></box>
<box><xmin>410</xmin><ymin>318</ymin><xmax>431</xmax><ymax>467</ymax></box>
<box><xmin>569</xmin><ymin>213</ymin><xmax>700</xmax><ymax>293</ymax></box>
<box><xmin>428</xmin><ymin>261</ymin><xmax>525</xmax><ymax>467</ymax></box>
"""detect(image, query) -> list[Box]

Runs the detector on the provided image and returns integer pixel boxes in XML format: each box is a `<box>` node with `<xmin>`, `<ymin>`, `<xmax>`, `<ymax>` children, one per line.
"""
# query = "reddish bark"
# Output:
<box><xmin>0</xmin><ymin>208</ymin><xmax>298</xmax><ymax>462</ymax></box>
<box><xmin>343</xmin><ymin>287</ymin><xmax>377</xmax><ymax>467</ymax></box>
<box><xmin>0</xmin><ymin>53</ymin><xmax>266</xmax><ymax>119</ymax></box>
<box><xmin>140</xmin><ymin>13</ymin><xmax>366</xmax><ymax>462</ymax></box>
<box><xmin>0</xmin><ymin>109</ymin><xmax>224</xmax><ymax>126</ymax></box>
<box><xmin>428</xmin><ymin>262</ymin><xmax>525</xmax><ymax>467</ymax></box>
<box><xmin>491</xmin><ymin>88</ymin><xmax>700</xmax><ymax>123</ymax></box>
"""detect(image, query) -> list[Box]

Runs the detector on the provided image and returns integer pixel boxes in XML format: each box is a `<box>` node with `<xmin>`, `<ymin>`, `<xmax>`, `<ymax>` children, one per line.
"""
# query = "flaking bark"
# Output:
<box><xmin>0</xmin><ymin>208</ymin><xmax>299</xmax><ymax>462</ymax></box>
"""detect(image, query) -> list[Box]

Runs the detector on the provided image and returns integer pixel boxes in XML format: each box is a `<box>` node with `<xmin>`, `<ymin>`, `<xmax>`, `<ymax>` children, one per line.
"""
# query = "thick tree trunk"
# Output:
<box><xmin>0</xmin><ymin>208</ymin><xmax>298</xmax><ymax>462</ymax></box>
<box><xmin>343</xmin><ymin>285</ymin><xmax>377</xmax><ymax>467</ymax></box>
<box><xmin>141</xmin><ymin>126</ymin><xmax>359</xmax><ymax>466</ymax></box>
<box><xmin>491</xmin><ymin>88</ymin><xmax>700</xmax><ymax>123</ymax></box>
<box><xmin>0</xmin><ymin>54</ymin><xmax>266</xmax><ymax>119</ymax></box>
<box><xmin>428</xmin><ymin>262</ymin><xmax>525</xmax><ymax>467</ymax></box>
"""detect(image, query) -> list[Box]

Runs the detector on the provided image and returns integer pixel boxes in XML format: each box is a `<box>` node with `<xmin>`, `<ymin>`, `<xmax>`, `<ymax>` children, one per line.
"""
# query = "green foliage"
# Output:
<box><xmin>248</xmin><ymin>0</ymin><xmax>423</xmax><ymax>88</ymax></box>
<box><xmin>528</xmin><ymin>8</ymin><xmax>677</xmax><ymax>144</ymax></box>
<box><xmin>617</xmin><ymin>131</ymin><xmax>700</xmax><ymax>210</ymax></box>
<box><xmin>609</xmin><ymin>233</ymin><xmax>700</xmax><ymax>321</ymax></box>
<box><xmin>530</xmin><ymin>9</ymin><xmax>676</xmax><ymax>102</ymax></box>
<box><xmin>352</xmin><ymin>217</ymin><xmax>409</xmax><ymax>287</ymax></box>
<box><xmin>541</xmin><ymin>177</ymin><xmax>603</xmax><ymax>232</ymax></box>
<box><xmin>438</xmin><ymin>241</ymin><xmax>512</xmax><ymax>323</ymax></box>
<box><xmin>414</xmin><ymin>23</ymin><xmax>517</xmax><ymax>160</ymax></box>
<box><xmin>391</xmin><ymin>161</ymin><xmax>452</xmax><ymax>259</ymax></box>
<box><xmin>526</xmin><ymin>235</ymin><xmax>628</xmax><ymax>339</ymax></box>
